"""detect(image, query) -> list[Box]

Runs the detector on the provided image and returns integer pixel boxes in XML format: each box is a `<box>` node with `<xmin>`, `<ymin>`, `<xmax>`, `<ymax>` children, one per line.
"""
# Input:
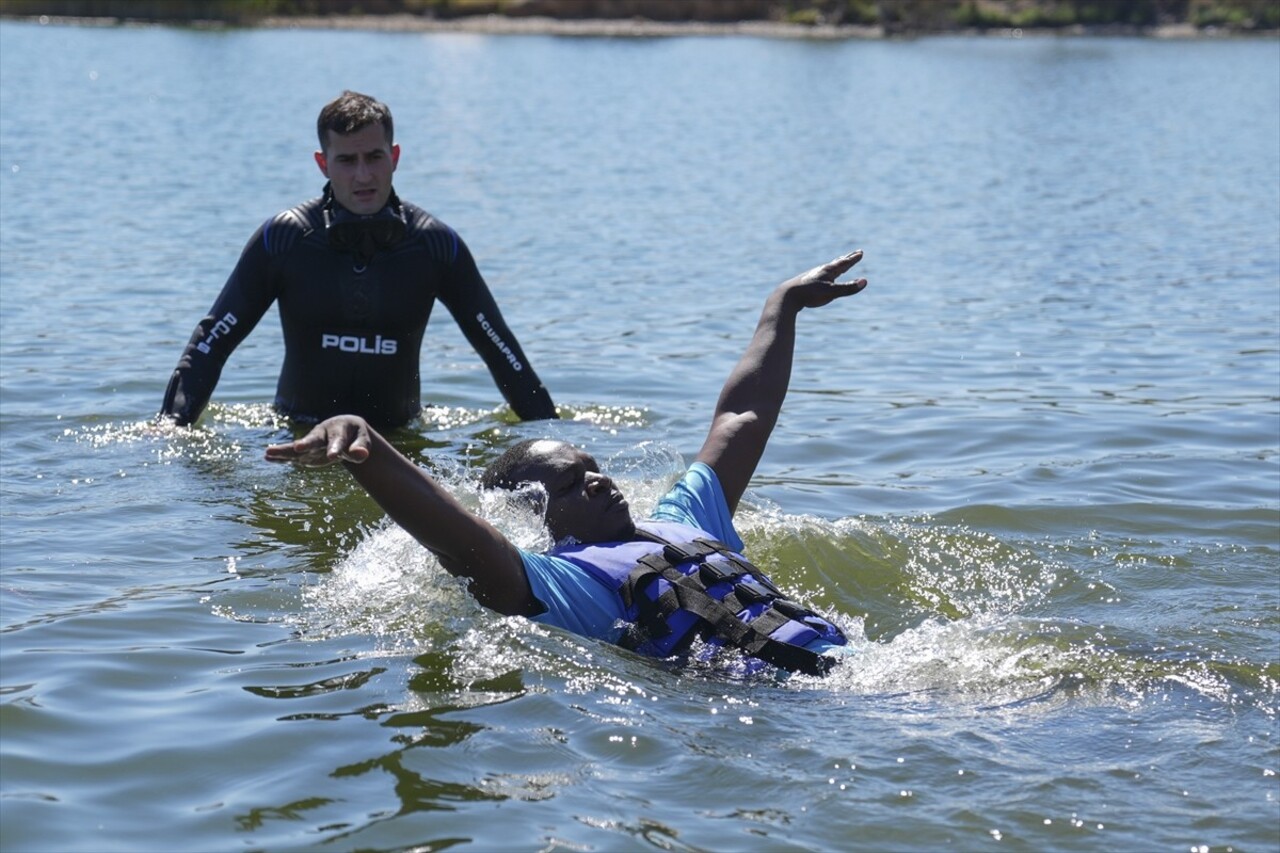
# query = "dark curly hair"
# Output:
<box><xmin>479</xmin><ymin>439</ymin><xmax>544</xmax><ymax>491</ymax></box>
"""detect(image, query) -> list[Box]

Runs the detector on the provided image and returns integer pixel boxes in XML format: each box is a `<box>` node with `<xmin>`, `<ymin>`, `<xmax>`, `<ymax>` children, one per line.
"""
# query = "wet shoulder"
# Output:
<box><xmin>400</xmin><ymin>199</ymin><xmax>462</xmax><ymax>263</ymax></box>
<box><xmin>260</xmin><ymin>196</ymin><xmax>324</xmax><ymax>256</ymax></box>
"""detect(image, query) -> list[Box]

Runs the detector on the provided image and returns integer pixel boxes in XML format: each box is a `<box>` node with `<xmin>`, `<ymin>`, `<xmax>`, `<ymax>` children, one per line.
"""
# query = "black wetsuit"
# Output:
<box><xmin>161</xmin><ymin>187</ymin><xmax>556</xmax><ymax>428</ymax></box>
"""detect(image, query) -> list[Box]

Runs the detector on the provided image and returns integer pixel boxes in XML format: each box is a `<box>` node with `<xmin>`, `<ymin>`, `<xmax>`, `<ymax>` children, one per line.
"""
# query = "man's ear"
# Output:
<box><xmin>314</xmin><ymin>150</ymin><xmax>329</xmax><ymax>178</ymax></box>
<box><xmin>390</xmin><ymin>143</ymin><xmax>401</xmax><ymax>170</ymax></box>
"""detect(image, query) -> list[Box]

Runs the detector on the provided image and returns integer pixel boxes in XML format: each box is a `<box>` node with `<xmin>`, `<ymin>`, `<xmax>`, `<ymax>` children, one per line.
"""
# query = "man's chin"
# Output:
<box><xmin>612</xmin><ymin>517</ymin><xmax>637</xmax><ymax>542</ymax></box>
<box><xmin>343</xmin><ymin>192</ymin><xmax>387</xmax><ymax>215</ymax></box>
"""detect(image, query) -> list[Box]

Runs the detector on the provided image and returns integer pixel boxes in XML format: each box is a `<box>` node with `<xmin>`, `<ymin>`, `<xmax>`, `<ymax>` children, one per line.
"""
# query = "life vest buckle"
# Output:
<box><xmin>770</xmin><ymin>598</ymin><xmax>811</xmax><ymax>620</ymax></box>
<box><xmin>733</xmin><ymin>580</ymin><xmax>773</xmax><ymax>605</ymax></box>
<box><xmin>662</xmin><ymin>539</ymin><xmax>719</xmax><ymax>565</ymax></box>
<box><xmin>697</xmin><ymin>559</ymin><xmax>737</xmax><ymax>586</ymax></box>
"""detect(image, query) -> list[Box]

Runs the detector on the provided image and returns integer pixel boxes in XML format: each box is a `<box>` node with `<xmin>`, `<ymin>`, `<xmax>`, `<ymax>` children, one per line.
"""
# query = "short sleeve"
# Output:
<box><xmin>520</xmin><ymin>550</ymin><xmax>626</xmax><ymax>642</ymax></box>
<box><xmin>649</xmin><ymin>462</ymin><xmax>744</xmax><ymax>552</ymax></box>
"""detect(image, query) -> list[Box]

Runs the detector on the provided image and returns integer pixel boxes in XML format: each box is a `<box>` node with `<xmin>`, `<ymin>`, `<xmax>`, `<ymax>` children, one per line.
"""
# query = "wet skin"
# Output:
<box><xmin>313</xmin><ymin>123</ymin><xmax>401</xmax><ymax>215</ymax></box>
<box><xmin>512</xmin><ymin>440</ymin><xmax>637</xmax><ymax>545</ymax></box>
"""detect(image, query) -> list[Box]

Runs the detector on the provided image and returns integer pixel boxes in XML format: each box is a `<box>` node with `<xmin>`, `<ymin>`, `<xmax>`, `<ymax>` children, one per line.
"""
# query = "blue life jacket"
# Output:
<box><xmin>550</xmin><ymin>521</ymin><xmax>846</xmax><ymax>676</ymax></box>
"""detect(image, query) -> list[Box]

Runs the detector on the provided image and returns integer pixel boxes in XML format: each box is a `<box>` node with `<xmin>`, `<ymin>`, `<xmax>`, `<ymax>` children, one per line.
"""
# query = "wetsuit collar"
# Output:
<box><xmin>321</xmin><ymin>183</ymin><xmax>407</xmax><ymax>260</ymax></box>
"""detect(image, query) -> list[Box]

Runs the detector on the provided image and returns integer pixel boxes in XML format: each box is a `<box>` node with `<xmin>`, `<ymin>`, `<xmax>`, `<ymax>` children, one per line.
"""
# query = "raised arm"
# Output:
<box><xmin>265</xmin><ymin>416</ymin><xmax>536</xmax><ymax>616</ymax></box>
<box><xmin>694</xmin><ymin>251</ymin><xmax>867</xmax><ymax>514</ymax></box>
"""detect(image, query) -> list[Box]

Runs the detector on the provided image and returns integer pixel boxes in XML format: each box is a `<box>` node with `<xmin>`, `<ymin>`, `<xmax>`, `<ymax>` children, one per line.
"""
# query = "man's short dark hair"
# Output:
<box><xmin>316</xmin><ymin>90</ymin><xmax>394</xmax><ymax>152</ymax></box>
<box><xmin>480</xmin><ymin>439</ymin><xmax>543</xmax><ymax>491</ymax></box>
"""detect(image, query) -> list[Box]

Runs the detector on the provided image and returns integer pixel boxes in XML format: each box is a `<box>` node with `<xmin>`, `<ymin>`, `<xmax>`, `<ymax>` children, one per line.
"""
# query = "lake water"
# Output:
<box><xmin>1</xmin><ymin>18</ymin><xmax>1277</xmax><ymax>853</ymax></box>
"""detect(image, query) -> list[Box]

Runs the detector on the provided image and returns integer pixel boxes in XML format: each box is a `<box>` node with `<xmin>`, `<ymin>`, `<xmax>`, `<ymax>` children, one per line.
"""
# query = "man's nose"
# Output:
<box><xmin>585</xmin><ymin>472</ymin><xmax>612</xmax><ymax>495</ymax></box>
<box><xmin>355</xmin><ymin>158</ymin><xmax>371</xmax><ymax>180</ymax></box>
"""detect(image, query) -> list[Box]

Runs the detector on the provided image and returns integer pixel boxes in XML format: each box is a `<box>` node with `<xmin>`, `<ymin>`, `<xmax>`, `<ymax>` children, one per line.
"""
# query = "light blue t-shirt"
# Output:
<box><xmin>519</xmin><ymin>462</ymin><xmax>847</xmax><ymax>664</ymax></box>
<box><xmin>520</xmin><ymin>462</ymin><xmax>741</xmax><ymax>642</ymax></box>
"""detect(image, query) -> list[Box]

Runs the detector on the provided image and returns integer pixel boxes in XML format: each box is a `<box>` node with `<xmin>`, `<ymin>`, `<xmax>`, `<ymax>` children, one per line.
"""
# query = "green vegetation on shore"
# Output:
<box><xmin>1</xmin><ymin>0</ymin><xmax>1276</xmax><ymax>32</ymax></box>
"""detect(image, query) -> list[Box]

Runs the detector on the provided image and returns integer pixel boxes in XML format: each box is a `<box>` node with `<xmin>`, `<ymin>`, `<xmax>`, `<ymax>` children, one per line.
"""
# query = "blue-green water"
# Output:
<box><xmin>1</xmin><ymin>19</ymin><xmax>1277</xmax><ymax>853</ymax></box>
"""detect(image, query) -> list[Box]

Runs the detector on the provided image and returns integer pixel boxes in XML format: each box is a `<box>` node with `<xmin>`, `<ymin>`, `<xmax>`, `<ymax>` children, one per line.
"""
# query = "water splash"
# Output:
<box><xmin>260</xmin><ymin>439</ymin><xmax>1277</xmax><ymax>717</ymax></box>
<box><xmin>723</xmin><ymin>504</ymin><xmax>1276</xmax><ymax>715</ymax></box>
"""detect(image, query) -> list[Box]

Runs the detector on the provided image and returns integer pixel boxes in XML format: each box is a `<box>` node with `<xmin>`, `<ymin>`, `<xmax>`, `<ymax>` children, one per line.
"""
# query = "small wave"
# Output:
<box><xmin>737</xmin><ymin>508</ymin><xmax>1278</xmax><ymax>715</ymax></box>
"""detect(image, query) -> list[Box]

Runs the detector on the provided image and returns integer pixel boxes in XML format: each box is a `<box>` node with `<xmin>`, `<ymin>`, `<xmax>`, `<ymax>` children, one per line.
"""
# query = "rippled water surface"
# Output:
<box><xmin>1</xmin><ymin>20</ymin><xmax>1277</xmax><ymax>853</ymax></box>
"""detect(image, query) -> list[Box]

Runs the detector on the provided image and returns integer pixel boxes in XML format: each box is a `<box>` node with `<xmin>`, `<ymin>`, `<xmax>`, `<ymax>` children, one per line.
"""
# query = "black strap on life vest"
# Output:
<box><xmin>619</xmin><ymin>537</ymin><xmax>836</xmax><ymax>676</ymax></box>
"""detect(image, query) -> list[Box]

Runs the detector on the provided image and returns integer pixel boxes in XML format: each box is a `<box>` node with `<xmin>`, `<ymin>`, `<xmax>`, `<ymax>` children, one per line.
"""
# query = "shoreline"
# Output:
<box><xmin>5</xmin><ymin>12</ymin><xmax>1276</xmax><ymax>40</ymax></box>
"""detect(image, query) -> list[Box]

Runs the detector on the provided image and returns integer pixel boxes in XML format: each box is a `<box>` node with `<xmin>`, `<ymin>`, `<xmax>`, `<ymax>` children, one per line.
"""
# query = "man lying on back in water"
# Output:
<box><xmin>266</xmin><ymin>251</ymin><xmax>868</xmax><ymax>675</ymax></box>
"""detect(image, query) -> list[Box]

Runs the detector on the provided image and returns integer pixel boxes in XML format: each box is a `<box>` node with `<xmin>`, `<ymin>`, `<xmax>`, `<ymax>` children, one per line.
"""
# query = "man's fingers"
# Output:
<box><xmin>341</xmin><ymin>440</ymin><xmax>371</xmax><ymax>464</ymax></box>
<box><xmin>327</xmin><ymin>423</ymin><xmax>370</xmax><ymax>464</ymax></box>
<box><xmin>821</xmin><ymin>280</ymin><xmax>867</xmax><ymax>301</ymax></box>
<box><xmin>798</xmin><ymin>250</ymin><xmax>863</xmax><ymax>286</ymax></box>
<box><xmin>820</xmin><ymin>249</ymin><xmax>863</xmax><ymax>279</ymax></box>
<box><xmin>264</xmin><ymin>445</ymin><xmax>291</xmax><ymax>462</ymax></box>
<box><xmin>809</xmin><ymin>277</ymin><xmax>868</xmax><ymax>307</ymax></box>
<box><xmin>265</xmin><ymin>434</ymin><xmax>317</xmax><ymax>461</ymax></box>
<box><xmin>327</xmin><ymin>433</ymin><xmax>369</xmax><ymax>464</ymax></box>
<box><xmin>264</xmin><ymin>418</ymin><xmax>370</xmax><ymax>466</ymax></box>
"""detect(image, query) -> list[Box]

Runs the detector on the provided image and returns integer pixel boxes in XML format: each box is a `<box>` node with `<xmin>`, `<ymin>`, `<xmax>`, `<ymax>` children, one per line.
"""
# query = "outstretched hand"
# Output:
<box><xmin>264</xmin><ymin>415</ymin><xmax>372</xmax><ymax>467</ymax></box>
<box><xmin>781</xmin><ymin>250</ymin><xmax>867</xmax><ymax>309</ymax></box>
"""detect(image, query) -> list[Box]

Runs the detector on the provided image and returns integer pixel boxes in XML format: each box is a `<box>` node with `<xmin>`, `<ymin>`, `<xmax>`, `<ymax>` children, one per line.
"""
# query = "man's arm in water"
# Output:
<box><xmin>160</xmin><ymin>223</ymin><xmax>280</xmax><ymax>426</ymax></box>
<box><xmin>265</xmin><ymin>417</ymin><xmax>536</xmax><ymax>616</ymax></box>
<box><xmin>695</xmin><ymin>250</ymin><xmax>868</xmax><ymax>515</ymax></box>
<box><xmin>440</xmin><ymin>236</ymin><xmax>559</xmax><ymax>421</ymax></box>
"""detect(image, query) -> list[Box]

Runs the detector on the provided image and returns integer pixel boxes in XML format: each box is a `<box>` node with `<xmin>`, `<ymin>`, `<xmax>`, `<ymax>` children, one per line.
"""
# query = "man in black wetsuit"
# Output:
<box><xmin>160</xmin><ymin>90</ymin><xmax>557</xmax><ymax>429</ymax></box>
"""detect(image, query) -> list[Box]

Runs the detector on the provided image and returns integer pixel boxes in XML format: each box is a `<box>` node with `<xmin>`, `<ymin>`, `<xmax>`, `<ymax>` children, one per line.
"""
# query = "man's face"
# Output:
<box><xmin>314</xmin><ymin>123</ymin><xmax>400</xmax><ymax>215</ymax></box>
<box><xmin>515</xmin><ymin>441</ymin><xmax>635</xmax><ymax>545</ymax></box>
